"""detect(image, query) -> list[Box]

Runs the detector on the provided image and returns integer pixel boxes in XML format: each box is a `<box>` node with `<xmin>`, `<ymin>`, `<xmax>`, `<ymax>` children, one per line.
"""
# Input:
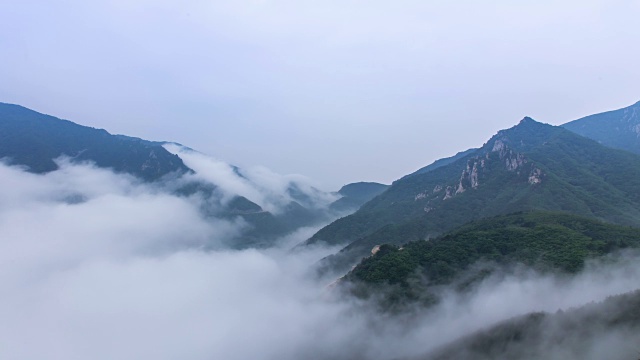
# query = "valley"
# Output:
<box><xmin>2</xmin><ymin>100</ymin><xmax>640</xmax><ymax>359</ymax></box>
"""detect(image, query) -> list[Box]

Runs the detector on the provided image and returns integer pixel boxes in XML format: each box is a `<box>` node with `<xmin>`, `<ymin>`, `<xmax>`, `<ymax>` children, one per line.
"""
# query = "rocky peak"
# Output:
<box><xmin>519</xmin><ymin>116</ymin><xmax>536</xmax><ymax>124</ymax></box>
<box><xmin>413</xmin><ymin>117</ymin><xmax>556</xmax><ymax>206</ymax></box>
<box><xmin>483</xmin><ymin>117</ymin><xmax>559</xmax><ymax>155</ymax></box>
<box><xmin>455</xmin><ymin>158</ymin><xmax>483</xmax><ymax>194</ymax></box>
<box><xmin>511</xmin><ymin>116</ymin><xmax>549</xmax><ymax>132</ymax></box>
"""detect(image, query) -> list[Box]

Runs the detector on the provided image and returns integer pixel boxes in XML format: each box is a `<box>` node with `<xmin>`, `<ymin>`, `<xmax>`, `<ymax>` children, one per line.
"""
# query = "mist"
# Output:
<box><xmin>2</xmin><ymin>160</ymin><xmax>640</xmax><ymax>360</ymax></box>
<box><xmin>163</xmin><ymin>143</ymin><xmax>338</xmax><ymax>214</ymax></box>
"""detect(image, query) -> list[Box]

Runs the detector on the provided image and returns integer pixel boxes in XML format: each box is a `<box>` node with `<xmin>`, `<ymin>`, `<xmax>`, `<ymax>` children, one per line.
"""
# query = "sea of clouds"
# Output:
<box><xmin>1</xmin><ymin>159</ymin><xmax>640</xmax><ymax>360</ymax></box>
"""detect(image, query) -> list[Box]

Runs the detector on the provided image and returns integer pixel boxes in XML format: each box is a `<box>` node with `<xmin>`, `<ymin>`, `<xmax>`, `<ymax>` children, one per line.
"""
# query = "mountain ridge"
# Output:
<box><xmin>0</xmin><ymin>102</ymin><xmax>349</xmax><ymax>249</ymax></box>
<box><xmin>329</xmin><ymin>182</ymin><xmax>389</xmax><ymax>213</ymax></box>
<box><xmin>563</xmin><ymin>99</ymin><xmax>640</xmax><ymax>154</ymax></box>
<box><xmin>0</xmin><ymin>102</ymin><xmax>190</xmax><ymax>181</ymax></box>
<box><xmin>306</xmin><ymin>117</ymin><xmax>640</xmax><ymax>274</ymax></box>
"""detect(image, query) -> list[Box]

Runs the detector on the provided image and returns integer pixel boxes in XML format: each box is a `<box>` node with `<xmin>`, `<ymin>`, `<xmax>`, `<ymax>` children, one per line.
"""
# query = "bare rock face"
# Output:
<box><xmin>418</xmin><ymin>125</ymin><xmax>549</xmax><ymax>208</ymax></box>
<box><xmin>470</xmin><ymin>161</ymin><xmax>480</xmax><ymax>188</ymax></box>
<box><xmin>529</xmin><ymin>167</ymin><xmax>543</xmax><ymax>184</ymax></box>
<box><xmin>455</xmin><ymin>180</ymin><xmax>466</xmax><ymax>195</ymax></box>
<box><xmin>505</xmin><ymin>152</ymin><xmax>527</xmax><ymax>171</ymax></box>
<box><xmin>455</xmin><ymin>159</ymin><xmax>483</xmax><ymax>195</ymax></box>
<box><xmin>443</xmin><ymin>186</ymin><xmax>454</xmax><ymax>200</ymax></box>
<box><xmin>456</xmin><ymin>136</ymin><xmax>550</xmax><ymax>200</ymax></box>
<box><xmin>492</xmin><ymin>139</ymin><xmax>508</xmax><ymax>158</ymax></box>
<box><xmin>492</xmin><ymin>137</ymin><xmax>527</xmax><ymax>171</ymax></box>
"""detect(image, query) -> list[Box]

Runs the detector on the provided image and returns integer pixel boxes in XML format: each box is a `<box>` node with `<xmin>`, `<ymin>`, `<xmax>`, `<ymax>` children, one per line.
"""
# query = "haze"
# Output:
<box><xmin>2</xmin><ymin>160</ymin><xmax>640</xmax><ymax>359</ymax></box>
<box><xmin>2</xmin><ymin>0</ymin><xmax>639</xmax><ymax>189</ymax></box>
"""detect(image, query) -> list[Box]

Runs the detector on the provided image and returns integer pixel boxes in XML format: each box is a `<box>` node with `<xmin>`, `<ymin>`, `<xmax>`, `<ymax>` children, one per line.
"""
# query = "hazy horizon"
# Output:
<box><xmin>2</xmin><ymin>0</ymin><xmax>639</xmax><ymax>189</ymax></box>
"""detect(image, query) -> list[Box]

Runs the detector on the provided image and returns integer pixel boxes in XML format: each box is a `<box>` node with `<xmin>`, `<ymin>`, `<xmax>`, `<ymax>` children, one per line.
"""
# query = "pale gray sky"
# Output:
<box><xmin>1</xmin><ymin>0</ymin><xmax>639</xmax><ymax>189</ymax></box>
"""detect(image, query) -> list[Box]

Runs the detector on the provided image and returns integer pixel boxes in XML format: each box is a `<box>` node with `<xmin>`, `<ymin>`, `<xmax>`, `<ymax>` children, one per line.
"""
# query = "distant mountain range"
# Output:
<box><xmin>4</xmin><ymin>99</ymin><xmax>640</xmax><ymax>258</ymax></box>
<box><xmin>329</xmin><ymin>182</ymin><xmax>389</xmax><ymax>213</ymax></box>
<box><xmin>563</xmin><ymin>100</ymin><xmax>640</xmax><ymax>154</ymax></box>
<box><xmin>0</xmin><ymin>103</ymin><xmax>189</xmax><ymax>181</ymax></box>
<box><xmin>4</xmin><ymin>98</ymin><xmax>640</xmax><ymax>359</ymax></box>
<box><xmin>0</xmin><ymin>102</ymin><xmax>378</xmax><ymax>248</ymax></box>
<box><xmin>164</xmin><ymin>143</ymin><xmax>347</xmax><ymax>248</ymax></box>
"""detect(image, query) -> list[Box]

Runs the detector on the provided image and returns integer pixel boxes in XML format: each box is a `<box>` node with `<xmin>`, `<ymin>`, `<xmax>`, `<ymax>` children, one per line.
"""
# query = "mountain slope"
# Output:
<box><xmin>0</xmin><ymin>102</ymin><xmax>189</xmax><ymax>181</ymax></box>
<box><xmin>563</xmin><ymin>100</ymin><xmax>640</xmax><ymax>154</ymax></box>
<box><xmin>329</xmin><ymin>182</ymin><xmax>389</xmax><ymax>212</ymax></box>
<box><xmin>164</xmin><ymin>144</ymin><xmax>343</xmax><ymax>248</ymax></box>
<box><xmin>417</xmin><ymin>289</ymin><xmax>640</xmax><ymax>360</ymax></box>
<box><xmin>346</xmin><ymin>211</ymin><xmax>640</xmax><ymax>306</ymax></box>
<box><xmin>307</xmin><ymin>118</ymin><xmax>640</xmax><ymax>272</ymax></box>
<box><xmin>0</xmin><ymin>103</ymin><xmax>344</xmax><ymax>249</ymax></box>
<box><xmin>403</xmin><ymin>148</ymin><xmax>478</xmax><ymax>178</ymax></box>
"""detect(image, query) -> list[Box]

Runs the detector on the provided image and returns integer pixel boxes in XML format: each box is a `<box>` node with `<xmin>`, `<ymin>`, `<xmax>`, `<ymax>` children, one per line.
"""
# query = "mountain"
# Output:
<box><xmin>0</xmin><ymin>103</ymin><xmax>344</xmax><ymax>249</ymax></box>
<box><xmin>162</xmin><ymin>144</ymin><xmax>344</xmax><ymax>248</ymax></box>
<box><xmin>563</xmin><ymin>100</ymin><xmax>640</xmax><ymax>155</ymax></box>
<box><xmin>169</xmin><ymin>176</ymin><xmax>337</xmax><ymax>249</ymax></box>
<box><xmin>306</xmin><ymin>117</ymin><xmax>640</xmax><ymax>274</ymax></box>
<box><xmin>403</xmin><ymin>148</ymin><xmax>478</xmax><ymax>178</ymax></box>
<box><xmin>345</xmin><ymin>211</ymin><xmax>640</xmax><ymax>307</ymax></box>
<box><xmin>416</xmin><ymin>289</ymin><xmax>640</xmax><ymax>360</ymax></box>
<box><xmin>329</xmin><ymin>182</ymin><xmax>389</xmax><ymax>212</ymax></box>
<box><xmin>0</xmin><ymin>102</ymin><xmax>190</xmax><ymax>181</ymax></box>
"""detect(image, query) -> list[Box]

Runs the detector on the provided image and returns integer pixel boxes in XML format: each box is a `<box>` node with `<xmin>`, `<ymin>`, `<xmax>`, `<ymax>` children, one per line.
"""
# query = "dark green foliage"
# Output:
<box><xmin>563</xmin><ymin>100</ymin><xmax>640</xmax><ymax>155</ymax></box>
<box><xmin>309</xmin><ymin>118</ymin><xmax>640</xmax><ymax>272</ymax></box>
<box><xmin>0</xmin><ymin>103</ymin><xmax>190</xmax><ymax>181</ymax></box>
<box><xmin>347</xmin><ymin>211</ymin><xmax>640</xmax><ymax>305</ymax></box>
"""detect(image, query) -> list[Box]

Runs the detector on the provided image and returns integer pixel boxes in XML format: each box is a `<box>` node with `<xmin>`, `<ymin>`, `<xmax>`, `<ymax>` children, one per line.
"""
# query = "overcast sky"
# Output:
<box><xmin>1</xmin><ymin>0</ymin><xmax>639</xmax><ymax>189</ymax></box>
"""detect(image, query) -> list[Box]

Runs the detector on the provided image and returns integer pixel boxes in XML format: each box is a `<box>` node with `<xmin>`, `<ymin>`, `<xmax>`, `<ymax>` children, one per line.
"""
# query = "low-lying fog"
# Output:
<box><xmin>1</xmin><ymin>160</ymin><xmax>639</xmax><ymax>360</ymax></box>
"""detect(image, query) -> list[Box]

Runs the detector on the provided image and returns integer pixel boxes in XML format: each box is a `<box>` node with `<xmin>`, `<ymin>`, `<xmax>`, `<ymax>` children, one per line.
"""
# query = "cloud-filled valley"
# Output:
<box><xmin>2</xmin><ymin>157</ymin><xmax>640</xmax><ymax>360</ymax></box>
<box><xmin>2</xmin><ymin>1</ymin><xmax>640</xmax><ymax>357</ymax></box>
<box><xmin>163</xmin><ymin>143</ymin><xmax>338</xmax><ymax>214</ymax></box>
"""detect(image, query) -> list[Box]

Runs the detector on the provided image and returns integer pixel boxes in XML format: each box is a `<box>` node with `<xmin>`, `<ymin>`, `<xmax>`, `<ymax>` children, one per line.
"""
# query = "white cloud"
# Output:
<box><xmin>0</xmin><ymin>160</ymin><xmax>237</xmax><ymax>288</ymax></box>
<box><xmin>164</xmin><ymin>144</ymin><xmax>338</xmax><ymax>213</ymax></box>
<box><xmin>1</xmin><ymin>161</ymin><xmax>640</xmax><ymax>360</ymax></box>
